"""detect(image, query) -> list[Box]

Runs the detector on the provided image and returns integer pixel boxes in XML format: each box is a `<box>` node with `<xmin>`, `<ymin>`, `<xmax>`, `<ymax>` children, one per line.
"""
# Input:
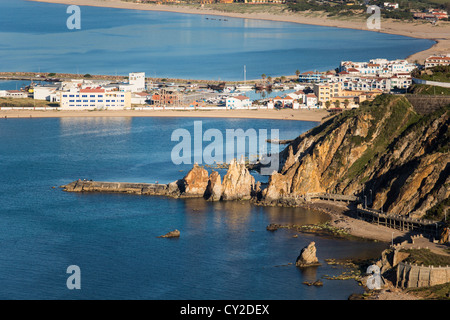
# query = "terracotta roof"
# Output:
<box><xmin>80</xmin><ymin>88</ymin><xmax>105</xmax><ymax>93</ymax></box>
<box><xmin>234</xmin><ymin>95</ymin><xmax>249</xmax><ymax>101</ymax></box>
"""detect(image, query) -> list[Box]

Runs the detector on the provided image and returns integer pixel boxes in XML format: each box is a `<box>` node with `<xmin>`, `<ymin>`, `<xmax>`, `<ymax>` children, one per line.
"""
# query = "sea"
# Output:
<box><xmin>0</xmin><ymin>0</ymin><xmax>427</xmax><ymax>300</ymax></box>
<box><xmin>0</xmin><ymin>117</ymin><xmax>390</xmax><ymax>300</ymax></box>
<box><xmin>0</xmin><ymin>0</ymin><xmax>434</xmax><ymax>80</ymax></box>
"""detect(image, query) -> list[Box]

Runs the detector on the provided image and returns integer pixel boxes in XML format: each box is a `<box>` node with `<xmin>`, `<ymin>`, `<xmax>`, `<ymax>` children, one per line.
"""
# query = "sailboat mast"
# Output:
<box><xmin>244</xmin><ymin>65</ymin><xmax>246</xmax><ymax>84</ymax></box>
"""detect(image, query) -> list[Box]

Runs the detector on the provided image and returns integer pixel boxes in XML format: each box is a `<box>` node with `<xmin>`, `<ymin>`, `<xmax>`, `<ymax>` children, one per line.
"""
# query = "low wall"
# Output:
<box><xmin>397</xmin><ymin>261</ymin><xmax>450</xmax><ymax>289</ymax></box>
<box><xmin>412</xmin><ymin>78</ymin><xmax>450</xmax><ymax>88</ymax></box>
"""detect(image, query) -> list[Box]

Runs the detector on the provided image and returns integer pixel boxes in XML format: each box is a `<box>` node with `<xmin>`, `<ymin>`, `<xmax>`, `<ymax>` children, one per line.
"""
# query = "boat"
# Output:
<box><xmin>235</xmin><ymin>65</ymin><xmax>254</xmax><ymax>91</ymax></box>
<box><xmin>207</xmin><ymin>82</ymin><xmax>226</xmax><ymax>91</ymax></box>
<box><xmin>255</xmin><ymin>83</ymin><xmax>272</xmax><ymax>91</ymax></box>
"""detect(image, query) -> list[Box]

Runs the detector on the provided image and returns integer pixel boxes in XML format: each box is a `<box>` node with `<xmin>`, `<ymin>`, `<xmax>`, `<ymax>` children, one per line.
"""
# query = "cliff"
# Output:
<box><xmin>261</xmin><ymin>95</ymin><xmax>449</xmax><ymax>219</ymax></box>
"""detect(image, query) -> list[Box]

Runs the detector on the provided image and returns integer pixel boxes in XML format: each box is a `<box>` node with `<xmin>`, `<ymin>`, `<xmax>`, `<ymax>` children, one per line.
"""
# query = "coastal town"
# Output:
<box><xmin>1</xmin><ymin>54</ymin><xmax>448</xmax><ymax>114</ymax></box>
<box><xmin>0</xmin><ymin>0</ymin><xmax>449</xmax><ymax>304</ymax></box>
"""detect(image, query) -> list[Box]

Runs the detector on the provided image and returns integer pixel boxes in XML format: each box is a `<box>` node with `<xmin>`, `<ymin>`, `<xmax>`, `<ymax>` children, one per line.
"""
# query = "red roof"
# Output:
<box><xmin>234</xmin><ymin>95</ymin><xmax>249</xmax><ymax>101</ymax></box>
<box><xmin>347</xmin><ymin>68</ymin><xmax>360</xmax><ymax>73</ymax></box>
<box><xmin>80</xmin><ymin>88</ymin><xmax>105</xmax><ymax>93</ymax></box>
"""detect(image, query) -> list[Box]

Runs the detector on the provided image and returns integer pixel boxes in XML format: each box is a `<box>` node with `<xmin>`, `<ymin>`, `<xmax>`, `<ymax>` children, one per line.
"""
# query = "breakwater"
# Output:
<box><xmin>62</xmin><ymin>180</ymin><xmax>171</xmax><ymax>196</ymax></box>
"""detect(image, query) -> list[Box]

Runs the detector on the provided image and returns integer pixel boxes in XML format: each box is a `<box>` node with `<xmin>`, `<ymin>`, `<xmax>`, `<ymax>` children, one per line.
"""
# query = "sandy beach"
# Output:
<box><xmin>0</xmin><ymin>108</ymin><xmax>329</xmax><ymax>121</ymax></box>
<box><xmin>27</xmin><ymin>0</ymin><xmax>449</xmax><ymax>63</ymax></box>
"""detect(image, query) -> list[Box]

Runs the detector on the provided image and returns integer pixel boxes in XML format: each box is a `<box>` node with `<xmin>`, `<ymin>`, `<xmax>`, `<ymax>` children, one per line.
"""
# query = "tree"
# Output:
<box><xmin>280</xmin><ymin>76</ymin><xmax>286</xmax><ymax>83</ymax></box>
<box><xmin>295</xmin><ymin>69</ymin><xmax>300</xmax><ymax>77</ymax></box>
<box><xmin>325</xmin><ymin>100</ymin><xmax>331</xmax><ymax>109</ymax></box>
<box><xmin>267</xmin><ymin>76</ymin><xmax>272</xmax><ymax>83</ymax></box>
<box><xmin>261</xmin><ymin>74</ymin><xmax>266</xmax><ymax>81</ymax></box>
<box><xmin>343</xmin><ymin>99</ymin><xmax>350</xmax><ymax>108</ymax></box>
<box><xmin>334</xmin><ymin>100</ymin><xmax>340</xmax><ymax>108</ymax></box>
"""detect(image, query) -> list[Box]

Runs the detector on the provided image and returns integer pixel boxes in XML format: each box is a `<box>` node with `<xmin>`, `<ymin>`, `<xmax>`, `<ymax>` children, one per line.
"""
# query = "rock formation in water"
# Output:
<box><xmin>296</xmin><ymin>242</ymin><xmax>320</xmax><ymax>267</ymax></box>
<box><xmin>179</xmin><ymin>163</ymin><xmax>210</xmax><ymax>197</ymax></box>
<box><xmin>221</xmin><ymin>158</ymin><xmax>256</xmax><ymax>201</ymax></box>
<box><xmin>261</xmin><ymin>96</ymin><xmax>449</xmax><ymax>219</ymax></box>
<box><xmin>158</xmin><ymin>229</ymin><xmax>181</xmax><ymax>238</ymax></box>
<box><xmin>204</xmin><ymin>170</ymin><xmax>223</xmax><ymax>201</ymax></box>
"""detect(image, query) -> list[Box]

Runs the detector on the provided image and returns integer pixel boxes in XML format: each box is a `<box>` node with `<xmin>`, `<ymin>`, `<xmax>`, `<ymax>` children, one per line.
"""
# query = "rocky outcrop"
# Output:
<box><xmin>222</xmin><ymin>158</ymin><xmax>255</xmax><ymax>201</ymax></box>
<box><xmin>204</xmin><ymin>171</ymin><xmax>223</xmax><ymax>201</ymax></box>
<box><xmin>295</xmin><ymin>242</ymin><xmax>320</xmax><ymax>267</ymax></box>
<box><xmin>179</xmin><ymin>163</ymin><xmax>210</xmax><ymax>197</ymax></box>
<box><xmin>262</xmin><ymin>96</ymin><xmax>449</xmax><ymax>218</ymax></box>
<box><xmin>158</xmin><ymin>229</ymin><xmax>180</xmax><ymax>238</ymax></box>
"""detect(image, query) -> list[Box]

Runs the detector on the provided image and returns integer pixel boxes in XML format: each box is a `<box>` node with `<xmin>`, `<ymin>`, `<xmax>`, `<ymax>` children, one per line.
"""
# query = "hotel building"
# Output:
<box><xmin>59</xmin><ymin>87</ymin><xmax>131</xmax><ymax>110</ymax></box>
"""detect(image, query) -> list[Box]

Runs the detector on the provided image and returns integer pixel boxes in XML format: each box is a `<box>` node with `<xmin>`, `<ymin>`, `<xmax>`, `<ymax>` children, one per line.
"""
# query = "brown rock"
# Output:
<box><xmin>158</xmin><ymin>229</ymin><xmax>180</xmax><ymax>238</ymax></box>
<box><xmin>222</xmin><ymin>158</ymin><xmax>255</xmax><ymax>201</ymax></box>
<box><xmin>181</xmin><ymin>163</ymin><xmax>209</xmax><ymax>197</ymax></box>
<box><xmin>204</xmin><ymin>170</ymin><xmax>223</xmax><ymax>201</ymax></box>
<box><xmin>296</xmin><ymin>242</ymin><xmax>320</xmax><ymax>267</ymax></box>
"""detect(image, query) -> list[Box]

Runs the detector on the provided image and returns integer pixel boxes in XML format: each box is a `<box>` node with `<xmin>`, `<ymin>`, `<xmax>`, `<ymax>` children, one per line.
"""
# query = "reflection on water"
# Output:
<box><xmin>182</xmin><ymin>198</ymin><xmax>329</xmax><ymax>231</ymax></box>
<box><xmin>59</xmin><ymin>117</ymin><xmax>132</xmax><ymax>138</ymax></box>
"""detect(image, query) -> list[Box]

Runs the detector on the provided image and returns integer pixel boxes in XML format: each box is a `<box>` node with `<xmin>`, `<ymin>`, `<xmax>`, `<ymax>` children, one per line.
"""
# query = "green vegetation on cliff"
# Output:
<box><xmin>267</xmin><ymin>94</ymin><xmax>449</xmax><ymax>218</ymax></box>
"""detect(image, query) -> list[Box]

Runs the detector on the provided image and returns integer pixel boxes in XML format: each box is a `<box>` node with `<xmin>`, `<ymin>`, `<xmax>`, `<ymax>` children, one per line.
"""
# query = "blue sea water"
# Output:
<box><xmin>0</xmin><ymin>0</ymin><xmax>403</xmax><ymax>300</ymax></box>
<box><xmin>0</xmin><ymin>0</ymin><xmax>434</xmax><ymax>80</ymax></box>
<box><xmin>0</xmin><ymin>117</ymin><xmax>388</xmax><ymax>299</ymax></box>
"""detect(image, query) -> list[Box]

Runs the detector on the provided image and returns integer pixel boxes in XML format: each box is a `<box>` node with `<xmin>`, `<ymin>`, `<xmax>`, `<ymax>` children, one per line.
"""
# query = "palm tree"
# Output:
<box><xmin>335</xmin><ymin>100</ymin><xmax>340</xmax><ymax>108</ymax></box>
<box><xmin>325</xmin><ymin>100</ymin><xmax>331</xmax><ymax>109</ymax></box>
<box><xmin>280</xmin><ymin>76</ymin><xmax>286</xmax><ymax>83</ymax></box>
<box><xmin>295</xmin><ymin>69</ymin><xmax>300</xmax><ymax>77</ymax></box>
<box><xmin>267</xmin><ymin>76</ymin><xmax>272</xmax><ymax>83</ymax></box>
<box><xmin>261</xmin><ymin>74</ymin><xmax>266</xmax><ymax>82</ymax></box>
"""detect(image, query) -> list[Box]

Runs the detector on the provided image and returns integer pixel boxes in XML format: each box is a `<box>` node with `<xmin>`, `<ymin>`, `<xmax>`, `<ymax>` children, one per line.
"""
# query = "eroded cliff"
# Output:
<box><xmin>262</xmin><ymin>95</ymin><xmax>449</xmax><ymax>218</ymax></box>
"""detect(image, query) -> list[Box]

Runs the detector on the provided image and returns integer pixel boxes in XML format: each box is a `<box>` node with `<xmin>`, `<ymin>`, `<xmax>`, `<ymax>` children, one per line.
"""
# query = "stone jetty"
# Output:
<box><xmin>61</xmin><ymin>158</ymin><xmax>257</xmax><ymax>202</ymax></box>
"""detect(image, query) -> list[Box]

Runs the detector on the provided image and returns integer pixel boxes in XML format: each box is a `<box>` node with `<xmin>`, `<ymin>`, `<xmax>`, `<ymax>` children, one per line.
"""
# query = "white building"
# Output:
<box><xmin>425</xmin><ymin>55</ymin><xmax>450</xmax><ymax>68</ymax></box>
<box><xmin>59</xmin><ymin>87</ymin><xmax>131</xmax><ymax>110</ymax></box>
<box><xmin>305</xmin><ymin>94</ymin><xmax>318</xmax><ymax>108</ymax></box>
<box><xmin>226</xmin><ymin>95</ymin><xmax>251</xmax><ymax>109</ymax></box>
<box><xmin>131</xmin><ymin>92</ymin><xmax>150</xmax><ymax>105</ymax></box>
<box><xmin>33</xmin><ymin>86</ymin><xmax>59</xmax><ymax>102</ymax></box>
<box><xmin>3</xmin><ymin>90</ymin><xmax>28</xmax><ymax>98</ymax></box>
<box><xmin>340</xmin><ymin>59</ymin><xmax>416</xmax><ymax>76</ymax></box>
<box><xmin>129</xmin><ymin>72</ymin><xmax>146</xmax><ymax>92</ymax></box>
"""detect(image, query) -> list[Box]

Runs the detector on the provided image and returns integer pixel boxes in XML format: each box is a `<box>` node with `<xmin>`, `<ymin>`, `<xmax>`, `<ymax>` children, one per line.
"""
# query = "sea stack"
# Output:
<box><xmin>221</xmin><ymin>158</ymin><xmax>255</xmax><ymax>201</ymax></box>
<box><xmin>296</xmin><ymin>242</ymin><xmax>320</xmax><ymax>267</ymax></box>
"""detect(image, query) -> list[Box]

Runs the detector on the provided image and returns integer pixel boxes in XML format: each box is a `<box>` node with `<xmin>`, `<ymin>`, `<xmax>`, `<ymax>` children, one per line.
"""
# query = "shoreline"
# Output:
<box><xmin>0</xmin><ymin>108</ymin><xmax>329</xmax><ymax>122</ymax></box>
<box><xmin>27</xmin><ymin>0</ymin><xmax>449</xmax><ymax>63</ymax></box>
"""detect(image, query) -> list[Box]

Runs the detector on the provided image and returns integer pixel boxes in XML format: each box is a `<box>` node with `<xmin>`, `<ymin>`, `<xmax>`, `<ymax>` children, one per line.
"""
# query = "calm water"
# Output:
<box><xmin>0</xmin><ymin>117</ymin><xmax>388</xmax><ymax>299</ymax></box>
<box><xmin>0</xmin><ymin>0</ymin><xmax>434</xmax><ymax>80</ymax></box>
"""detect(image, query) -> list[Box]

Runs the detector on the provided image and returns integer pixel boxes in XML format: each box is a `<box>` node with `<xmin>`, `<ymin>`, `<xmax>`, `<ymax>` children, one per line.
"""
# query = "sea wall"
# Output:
<box><xmin>396</xmin><ymin>261</ymin><xmax>450</xmax><ymax>289</ymax></box>
<box><xmin>62</xmin><ymin>180</ymin><xmax>170</xmax><ymax>196</ymax></box>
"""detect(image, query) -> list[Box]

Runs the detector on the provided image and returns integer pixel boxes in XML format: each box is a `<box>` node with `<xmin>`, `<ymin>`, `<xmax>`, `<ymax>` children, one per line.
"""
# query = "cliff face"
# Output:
<box><xmin>262</xmin><ymin>96</ymin><xmax>449</xmax><ymax>218</ymax></box>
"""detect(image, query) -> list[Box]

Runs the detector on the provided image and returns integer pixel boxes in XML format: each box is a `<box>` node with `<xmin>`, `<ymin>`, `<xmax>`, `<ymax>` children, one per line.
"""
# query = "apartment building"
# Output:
<box><xmin>59</xmin><ymin>87</ymin><xmax>131</xmax><ymax>110</ymax></box>
<box><xmin>313</xmin><ymin>82</ymin><xmax>342</xmax><ymax>106</ymax></box>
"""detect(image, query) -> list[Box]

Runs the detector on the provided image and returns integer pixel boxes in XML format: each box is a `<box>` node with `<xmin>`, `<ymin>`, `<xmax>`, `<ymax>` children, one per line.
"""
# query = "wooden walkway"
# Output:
<box><xmin>356</xmin><ymin>204</ymin><xmax>445</xmax><ymax>237</ymax></box>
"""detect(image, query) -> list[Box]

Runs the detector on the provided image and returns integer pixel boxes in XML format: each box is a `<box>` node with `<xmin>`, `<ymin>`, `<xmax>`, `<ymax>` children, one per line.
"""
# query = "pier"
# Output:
<box><xmin>62</xmin><ymin>180</ymin><xmax>170</xmax><ymax>196</ymax></box>
<box><xmin>356</xmin><ymin>204</ymin><xmax>445</xmax><ymax>237</ymax></box>
<box><xmin>305</xmin><ymin>192</ymin><xmax>357</xmax><ymax>203</ymax></box>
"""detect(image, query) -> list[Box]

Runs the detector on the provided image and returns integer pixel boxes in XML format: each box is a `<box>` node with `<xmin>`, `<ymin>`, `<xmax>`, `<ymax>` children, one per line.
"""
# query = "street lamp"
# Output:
<box><xmin>364</xmin><ymin>195</ymin><xmax>367</xmax><ymax>209</ymax></box>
